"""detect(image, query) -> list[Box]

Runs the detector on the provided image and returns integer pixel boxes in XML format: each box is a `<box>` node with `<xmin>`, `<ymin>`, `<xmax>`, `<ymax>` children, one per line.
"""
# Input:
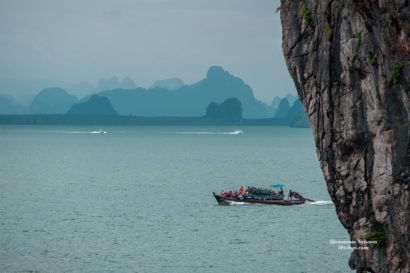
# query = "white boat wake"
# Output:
<box><xmin>54</xmin><ymin>129</ymin><xmax>107</xmax><ymax>134</ymax></box>
<box><xmin>307</xmin><ymin>200</ymin><xmax>334</xmax><ymax>206</ymax></box>
<box><xmin>176</xmin><ymin>130</ymin><xmax>243</xmax><ymax>135</ymax></box>
<box><xmin>90</xmin><ymin>129</ymin><xmax>107</xmax><ymax>134</ymax></box>
<box><xmin>227</xmin><ymin>200</ymin><xmax>250</xmax><ymax>206</ymax></box>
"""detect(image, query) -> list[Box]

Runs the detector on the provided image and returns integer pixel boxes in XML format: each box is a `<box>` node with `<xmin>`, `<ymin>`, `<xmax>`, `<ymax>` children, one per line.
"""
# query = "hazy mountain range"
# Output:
<box><xmin>94</xmin><ymin>66</ymin><xmax>275</xmax><ymax>118</ymax></box>
<box><xmin>96</xmin><ymin>76</ymin><xmax>138</xmax><ymax>92</ymax></box>
<box><xmin>0</xmin><ymin>66</ymin><xmax>305</xmax><ymax>125</ymax></box>
<box><xmin>151</xmin><ymin>78</ymin><xmax>185</xmax><ymax>90</ymax></box>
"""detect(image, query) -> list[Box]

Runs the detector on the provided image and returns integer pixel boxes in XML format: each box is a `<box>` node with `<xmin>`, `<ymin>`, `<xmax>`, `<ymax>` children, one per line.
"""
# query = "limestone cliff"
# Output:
<box><xmin>280</xmin><ymin>1</ymin><xmax>409</xmax><ymax>272</ymax></box>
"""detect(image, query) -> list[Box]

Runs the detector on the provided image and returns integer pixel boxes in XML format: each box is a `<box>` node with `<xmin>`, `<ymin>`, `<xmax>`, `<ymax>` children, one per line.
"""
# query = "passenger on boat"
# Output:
<box><xmin>293</xmin><ymin>191</ymin><xmax>302</xmax><ymax>200</ymax></box>
<box><xmin>288</xmin><ymin>190</ymin><xmax>293</xmax><ymax>200</ymax></box>
<box><xmin>239</xmin><ymin>186</ymin><xmax>244</xmax><ymax>194</ymax></box>
<box><xmin>279</xmin><ymin>187</ymin><xmax>284</xmax><ymax>195</ymax></box>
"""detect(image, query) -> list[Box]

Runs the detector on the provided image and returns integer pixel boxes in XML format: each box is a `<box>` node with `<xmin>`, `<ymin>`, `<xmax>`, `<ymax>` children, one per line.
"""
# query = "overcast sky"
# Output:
<box><xmin>0</xmin><ymin>0</ymin><xmax>295</xmax><ymax>102</ymax></box>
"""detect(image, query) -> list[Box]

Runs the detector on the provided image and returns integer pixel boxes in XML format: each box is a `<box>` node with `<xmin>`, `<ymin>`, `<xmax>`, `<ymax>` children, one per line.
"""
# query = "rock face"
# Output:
<box><xmin>280</xmin><ymin>1</ymin><xmax>409</xmax><ymax>272</ymax></box>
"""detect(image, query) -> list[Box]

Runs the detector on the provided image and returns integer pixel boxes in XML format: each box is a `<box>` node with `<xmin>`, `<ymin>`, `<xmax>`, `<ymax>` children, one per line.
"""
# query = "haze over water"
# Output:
<box><xmin>0</xmin><ymin>126</ymin><xmax>350</xmax><ymax>273</ymax></box>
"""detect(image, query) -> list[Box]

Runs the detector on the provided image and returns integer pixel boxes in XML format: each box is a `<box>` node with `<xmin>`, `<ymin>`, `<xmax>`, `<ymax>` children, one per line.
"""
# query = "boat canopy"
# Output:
<box><xmin>271</xmin><ymin>183</ymin><xmax>285</xmax><ymax>188</ymax></box>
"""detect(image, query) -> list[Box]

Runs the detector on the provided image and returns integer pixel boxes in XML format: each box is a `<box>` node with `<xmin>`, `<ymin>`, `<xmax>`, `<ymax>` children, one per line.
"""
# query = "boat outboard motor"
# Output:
<box><xmin>294</xmin><ymin>192</ymin><xmax>315</xmax><ymax>202</ymax></box>
<box><xmin>293</xmin><ymin>192</ymin><xmax>306</xmax><ymax>200</ymax></box>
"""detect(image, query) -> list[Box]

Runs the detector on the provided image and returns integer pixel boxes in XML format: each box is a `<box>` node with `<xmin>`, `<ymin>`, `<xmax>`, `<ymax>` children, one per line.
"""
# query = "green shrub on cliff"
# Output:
<box><xmin>368</xmin><ymin>56</ymin><xmax>377</xmax><ymax>66</ymax></box>
<box><xmin>365</xmin><ymin>231</ymin><xmax>387</xmax><ymax>248</ymax></box>
<box><xmin>302</xmin><ymin>5</ymin><xmax>311</xmax><ymax>22</ymax></box>
<box><xmin>391</xmin><ymin>63</ymin><xmax>404</xmax><ymax>85</ymax></box>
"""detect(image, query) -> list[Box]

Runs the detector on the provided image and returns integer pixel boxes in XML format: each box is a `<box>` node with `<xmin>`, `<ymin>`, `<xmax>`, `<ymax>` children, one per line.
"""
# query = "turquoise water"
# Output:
<box><xmin>0</xmin><ymin>126</ymin><xmax>350</xmax><ymax>273</ymax></box>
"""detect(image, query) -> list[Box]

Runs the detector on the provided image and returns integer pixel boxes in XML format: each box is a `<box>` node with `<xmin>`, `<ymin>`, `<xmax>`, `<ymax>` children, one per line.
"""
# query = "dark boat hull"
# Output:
<box><xmin>213</xmin><ymin>192</ymin><xmax>306</xmax><ymax>206</ymax></box>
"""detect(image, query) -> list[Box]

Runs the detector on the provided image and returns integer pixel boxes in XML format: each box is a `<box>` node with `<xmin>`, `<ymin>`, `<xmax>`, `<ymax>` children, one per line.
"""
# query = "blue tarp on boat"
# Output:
<box><xmin>271</xmin><ymin>184</ymin><xmax>285</xmax><ymax>188</ymax></box>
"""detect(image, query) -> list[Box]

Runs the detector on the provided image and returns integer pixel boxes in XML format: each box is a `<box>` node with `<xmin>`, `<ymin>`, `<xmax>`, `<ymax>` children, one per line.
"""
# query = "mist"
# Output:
<box><xmin>0</xmin><ymin>0</ymin><xmax>294</xmax><ymax>103</ymax></box>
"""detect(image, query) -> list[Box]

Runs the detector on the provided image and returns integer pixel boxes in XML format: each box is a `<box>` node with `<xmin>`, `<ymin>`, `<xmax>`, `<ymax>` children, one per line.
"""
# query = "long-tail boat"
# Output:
<box><xmin>213</xmin><ymin>184</ymin><xmax>314</xmax><ymax>206</ymax></box>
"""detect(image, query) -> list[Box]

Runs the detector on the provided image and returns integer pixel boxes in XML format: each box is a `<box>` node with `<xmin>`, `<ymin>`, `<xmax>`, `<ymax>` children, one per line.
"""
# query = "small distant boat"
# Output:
<box><xmin>91</xmin><ymin>129</ymin><xmax>107</xmax><ymax>134</ymax></box>
<box><xmin>213</xmin><ymin>184</ymin><xmax>314</xmax><ymax>206</ymax></box>
<box><xmin>229</xmin><ymin>130</ymin><xmax>243</xmax><ymax>135</ymax></box>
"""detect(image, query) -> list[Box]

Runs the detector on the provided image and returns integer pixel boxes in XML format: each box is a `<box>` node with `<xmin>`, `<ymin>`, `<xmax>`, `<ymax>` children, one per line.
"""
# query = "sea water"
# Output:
<box><xmin>0</xmin><ymin>126</ymin><xmax>350</xmax><ymax>273</ymax></box>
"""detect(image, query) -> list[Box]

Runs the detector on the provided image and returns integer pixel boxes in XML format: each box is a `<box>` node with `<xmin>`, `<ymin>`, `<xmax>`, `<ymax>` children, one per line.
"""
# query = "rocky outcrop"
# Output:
<box><xmin>67</xmin><ymin>95</ymin><xmax>118</xmax><ymax>116</ymax></box>
<box><xmin>288</xmin><ymin>100</ymin><xmax>310</xmax><ymax>128</ymax></box>
<box><xmin>280</xmin><ymin>1</ymin><xmax>409</xmax><ymax>272</ymax></box>
<box><xmin>205</xmin><ymin>97</ymin><xmax>243</xmax><ymax>124</ymax></box>
<box><xmin>274</xmin><ymin>98</ymin><xmax>291</xmax><ymax>119</ymax></box>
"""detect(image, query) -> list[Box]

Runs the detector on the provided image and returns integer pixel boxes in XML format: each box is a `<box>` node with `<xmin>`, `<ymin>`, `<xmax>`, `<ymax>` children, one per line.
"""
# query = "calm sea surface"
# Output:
<box><xmin>0</xmin><ymin>126</ymin><xmax>350</xmax><ymax>273</ymax></box>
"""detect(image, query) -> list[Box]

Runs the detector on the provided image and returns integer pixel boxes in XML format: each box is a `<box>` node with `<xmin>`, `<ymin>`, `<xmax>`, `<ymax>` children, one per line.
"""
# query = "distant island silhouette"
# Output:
<box><xmin>0</xmin><ymin>97</ymin><xmax>309</xmax><ymax>127</ymax></box>
<box><xmin>67</xmin><ymin>95</ymin><xmax>118</xmax><ymax>116</ymax></box>
<box><xmin>30</xmin><ymin>87</ymin><xmax>78</xmax><ymax>114</ymax></box>
<box><xmin>0</xmin><ymin>65</ymin><xmax>309</xmax><ymax>127</ymax></box>
<box><xmin>93</xmin><ymin>66</ymin><xmax>274</xmax><ymax>118</ymax></box>
<box><xmin>205</xmin><ymin>98</ymin><xmax>243</xmax><ymax>124</ymax></box>
<box><xmin>0</xmin><ymin>95</ymin><xmax>26</xmax><ymax>114</ymax></box>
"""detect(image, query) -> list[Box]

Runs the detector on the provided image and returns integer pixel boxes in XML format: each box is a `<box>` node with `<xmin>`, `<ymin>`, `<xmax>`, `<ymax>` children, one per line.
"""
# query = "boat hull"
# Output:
<box><xmin>213</xmin><ymin>192</ymin><xmax>306</xmax><ymax>206</ymax></box>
